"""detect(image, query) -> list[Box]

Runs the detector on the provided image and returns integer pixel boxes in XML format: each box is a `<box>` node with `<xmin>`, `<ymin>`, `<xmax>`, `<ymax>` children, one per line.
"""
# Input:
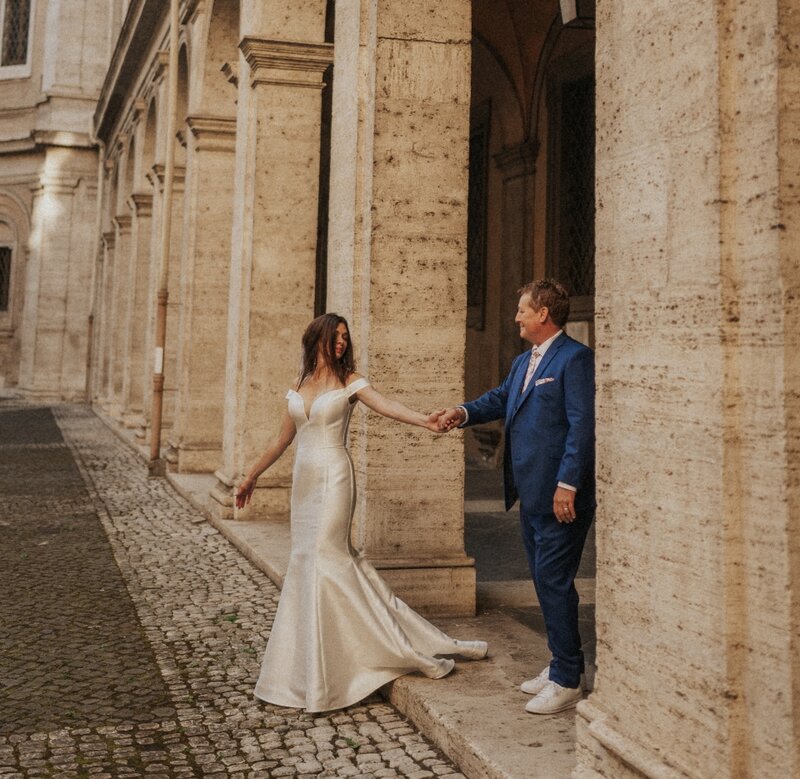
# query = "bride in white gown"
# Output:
<box><xmin>235</xmin><ymin>313</ymin><xmax>488</xmax><ymax>712</ymax></box>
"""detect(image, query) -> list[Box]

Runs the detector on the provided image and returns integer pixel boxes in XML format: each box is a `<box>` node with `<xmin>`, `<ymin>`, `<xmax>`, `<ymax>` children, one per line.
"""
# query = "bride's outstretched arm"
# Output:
<box><xmin>354</xmin><ymin>383</ymin><xmax>444</xmax><ymax>432</ymax></box>
<box><xmin>235</xmin><ymin>410</ymin><xmax>296</xmax><ymax>508</ymax></box>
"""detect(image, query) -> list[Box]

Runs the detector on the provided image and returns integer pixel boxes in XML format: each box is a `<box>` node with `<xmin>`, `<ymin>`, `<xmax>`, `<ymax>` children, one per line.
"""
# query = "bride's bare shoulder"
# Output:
<box><xmin>345</xmin><ymin>372</ymin><xmax>366</xmax><ymax>387</ymax></box>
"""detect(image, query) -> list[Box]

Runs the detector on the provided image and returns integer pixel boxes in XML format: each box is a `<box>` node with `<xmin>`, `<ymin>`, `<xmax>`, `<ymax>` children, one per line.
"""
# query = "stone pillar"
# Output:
<box><xmin>137</xmin><ymin>164</ymin><xmax>185</xmax><ymax>442</ymax></box>
<box><xmin>98</xmin><ymin>229</ymin><xmax>115</xmax><ymax>406</ymax></box>
<box><xmin>494</xmin><ymin>140</ymin><xmax>537</xmax><ymax>383</ymax></box>
<box><xmin>210</xmin><ymin>36</ymin><xmax>334</xmax><ymax>515</ymax></box>
<box><xmin>18</xmin><ymin>150</ymin><xmax>97</xmax><ymax>400</ymax></box>
<box><xmin>326</xmin><ymin>0</ymin><xmax>474</xmax><ymax>616</ymax></box>
<box><xmin>110</xmin><ymin>213</ymin><xmax>132</xmax><ymax>415</ymax></box>
<box><xmin>122</xmin><ymin>192</ymin><xmax>153</xmax><ymax>427</ymax></box>
<box><xmin>576</xmin><ymin>1</ymin><xmax>800</xmax><ymax>777</ymax></box>
<box><xmin>167</xmin><ymin>116</ymin><xmax>237</xmax><ymax>472</ymax></box>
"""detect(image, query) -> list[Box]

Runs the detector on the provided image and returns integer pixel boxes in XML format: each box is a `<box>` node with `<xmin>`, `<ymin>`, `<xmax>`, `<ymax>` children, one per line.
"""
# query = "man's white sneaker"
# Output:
<box><xmin>521</xmin><ymin>669</ymin><xmax>586</xmax><ymax>696</ymax></box>
<box><xmin>524</xmin><ymin>680</ymin><xmax>582</xmax><ymax>715</ymax></box>
<box><xmin>520</xmin><ymin>666</ymin><xmax>551</xmax><ymax>696</ymax></box>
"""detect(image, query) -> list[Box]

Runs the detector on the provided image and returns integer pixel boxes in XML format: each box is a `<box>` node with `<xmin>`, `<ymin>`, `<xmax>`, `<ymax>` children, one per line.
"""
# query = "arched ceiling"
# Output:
<box><xmin>472</xmin><ymin>0</ymin><xmax>560</xmax><ymax>137</ymax></box>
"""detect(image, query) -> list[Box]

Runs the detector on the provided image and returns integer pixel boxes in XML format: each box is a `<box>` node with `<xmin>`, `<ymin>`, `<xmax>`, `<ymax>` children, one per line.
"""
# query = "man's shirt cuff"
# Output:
<box><xmin>458</xmin><ymin>405</ymin><xmax>469</xmax><ymax>426</ymax></box>
<box><xmin>558</xmin><ymin>482</ymin><xmax>576</xmax><ymax>492</ymax></box>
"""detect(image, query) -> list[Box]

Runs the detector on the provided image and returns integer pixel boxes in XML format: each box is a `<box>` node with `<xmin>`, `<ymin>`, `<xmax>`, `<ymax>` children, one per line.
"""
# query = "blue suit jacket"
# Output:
<box><xmin>463</xmin><ymin>332</ymin><xmax>595</xmax><ymax>514</ymax></box>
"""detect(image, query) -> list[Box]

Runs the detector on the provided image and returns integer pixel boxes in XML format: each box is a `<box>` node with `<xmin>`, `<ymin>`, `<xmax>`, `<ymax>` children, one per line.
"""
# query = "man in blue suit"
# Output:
<box><xmin>438</xmin><ymin>279</ymin><xmax>595</xmax><ymax>714</ymax></box>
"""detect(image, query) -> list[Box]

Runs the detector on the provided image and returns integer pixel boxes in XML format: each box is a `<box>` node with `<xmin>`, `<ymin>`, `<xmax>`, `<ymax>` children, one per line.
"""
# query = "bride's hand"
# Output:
<box><xmin>235</xmin><ymin>477</ymin><xmax>256</xmax><ymax>509</ymax></box>
<box><xmin>424</xmin><ymin>409</ymin><xmax>448</xmax><ymax>432</ymax></box>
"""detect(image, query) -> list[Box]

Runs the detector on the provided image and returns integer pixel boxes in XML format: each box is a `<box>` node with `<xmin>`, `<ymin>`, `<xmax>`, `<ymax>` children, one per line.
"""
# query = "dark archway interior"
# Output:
<box><xmin>465</xmin><ymin>0</ymin><xmax>597</xmax><ymax>674</ymax></box>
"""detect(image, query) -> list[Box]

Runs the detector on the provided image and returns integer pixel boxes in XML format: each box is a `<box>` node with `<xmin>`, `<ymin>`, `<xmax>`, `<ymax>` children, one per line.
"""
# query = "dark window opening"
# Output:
<box><xmin>467</xmin><ymin>101</ymin><xmax>491</xmax><ymax>331</ymax></box>
<box><xmin>314</xmin><ymin>62</ymin><xmax>333</xmax><ymax>318</ymax></box>
<box><xmin>2</xmin><ymin>0</ymin><xmax>31</xmax><ymax>67</ymax></box>
<box><xmin>547</xmin><ymin>66</ymin><xmax>595</xmax><ymax>323</ymax></box>
<box><xmin>0</xmin><ymin>246</ymin><xmax>11</xmax><ymax>311</ymax></box>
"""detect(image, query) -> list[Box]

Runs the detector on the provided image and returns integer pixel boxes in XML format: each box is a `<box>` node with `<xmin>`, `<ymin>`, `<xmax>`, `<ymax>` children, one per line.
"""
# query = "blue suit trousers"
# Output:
<box><xmin>520</xmin><ymin>505</ymin><xmax>594</xmax><ymax>689</ymax></box>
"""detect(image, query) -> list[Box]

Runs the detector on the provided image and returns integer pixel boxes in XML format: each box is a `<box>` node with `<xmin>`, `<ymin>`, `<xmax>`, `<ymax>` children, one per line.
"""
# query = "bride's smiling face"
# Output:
<box><xmin>334</xmin><ymin>323</ymin><xmax>349</xmax><ymax>360</ymax></box>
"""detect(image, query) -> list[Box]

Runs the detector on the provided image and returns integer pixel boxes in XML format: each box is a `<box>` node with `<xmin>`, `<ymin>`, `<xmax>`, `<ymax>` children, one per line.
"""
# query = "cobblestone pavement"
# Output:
<box><xmin>0</xmin><ymin>404</ymin><xmax>466</xmax><ymax>779</ymax></box>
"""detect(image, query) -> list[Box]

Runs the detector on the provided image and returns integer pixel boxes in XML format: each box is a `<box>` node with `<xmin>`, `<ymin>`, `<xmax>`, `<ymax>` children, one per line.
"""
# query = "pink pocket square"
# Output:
<box><xmin>535</xmin><ymin>377</ymin><xmax>555</xmax><ymax>386</ymax></box>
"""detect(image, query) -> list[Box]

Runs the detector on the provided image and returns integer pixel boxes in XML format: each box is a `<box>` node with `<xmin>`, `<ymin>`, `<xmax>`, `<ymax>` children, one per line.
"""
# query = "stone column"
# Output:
<box><xmin>210</xmin><ymin>37</ymin><xmax>334</xmax><ymax>516</ymax></box>
<box><xmin>122</xmin><ymin>192</ymin><xmax>153</xmax><ymax>427</ymax></box>
<box><xmin>137</xmin><ymin>164</ymin><xmax>185</xmax><ymax>442</ymax></box>
<box><xmin>110</xmin><ymin>213</ymin><xmax>132</xmax><ymax>416</ymax></box>
<box><xmin>167</xmin><ymin>116</ymin><xmax>237</xmax><ymax>472</ymax></box>
<box><xmin>18</xmin><ymin>151</ymin><xmax>97</xmax><ymax>400</ymax></box>
<box><xmin>576</xmin><ymin>2</ymin><xmax>800</xmax><ymax>777</ymax></box>
<box><xmin>325</xmin><ymin>0</ymin><xmax>474</xmax><ymax>616</ymax></box>
<box><xmin>98</xmin><ymin>229</ymin><xmax>115</xmax><ymax>406</ymax></box>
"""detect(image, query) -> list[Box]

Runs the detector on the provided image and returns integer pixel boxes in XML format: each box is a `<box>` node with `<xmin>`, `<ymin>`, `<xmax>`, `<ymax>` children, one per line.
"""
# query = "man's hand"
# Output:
<box><xmin>553</xmin><ymin>486</ymin><xmax>576</xmax><ymax>523</ymax></box>
<box><xmin>436</xmin><ymin>407</ymin><xmax>466</xmax><ymax>432</ymax></box>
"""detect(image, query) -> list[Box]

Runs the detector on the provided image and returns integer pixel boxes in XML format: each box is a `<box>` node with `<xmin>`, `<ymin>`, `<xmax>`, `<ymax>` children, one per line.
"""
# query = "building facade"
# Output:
<box><xmin>3</xmin><ymin>0</ymin><xmax>799</xmax><ymax>776</ymax></box>
<box><xmin>0</xmin><ymin>0</ymin><xmax>122</xmax><ymax>397</ymax></box>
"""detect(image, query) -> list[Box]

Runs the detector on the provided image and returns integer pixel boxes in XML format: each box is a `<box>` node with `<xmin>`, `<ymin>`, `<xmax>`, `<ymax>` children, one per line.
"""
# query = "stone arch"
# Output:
<box><xmin>472</xmin><ymin>32</ymin><xmax>526</xmax><ymax>147</ymax></box>
<box><xmin>194</xmin><ymin>0</ymin><xmax>239</xmax><ymax>114</ymax></box>
<box><xmin>0</xmin><ymin>190</ymin><xmax>32</xmax><ymax>386</ymax></box>
<box><xmin>104</xmin><ymin>157</ymin><xmax>120</xmax><ymax>232</ymax></box>
<box><xmin>142</xmin><ymin>97</ymin><xmax>158</xmax><ymax>187</ymax></box>
<box><xmin>122</xmin><ymin>134</ymin><xmax>136</xmax><ymax>213</ymax></box>
<box><xmin>176</xmin><ymin>43</ymin><xmax>190</xmax><ymax>166</ymax></box>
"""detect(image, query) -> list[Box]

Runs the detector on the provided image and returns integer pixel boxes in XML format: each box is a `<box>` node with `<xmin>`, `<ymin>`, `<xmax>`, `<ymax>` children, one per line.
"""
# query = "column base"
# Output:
<box><xmin>165</xmin><ymin>439</ymin><xmax>223</xmax><ymax>474</ymax></box>
<box><xmin>209</xmin><ymin>469</ymin><xmax>291</xmax><ymax>521</ymax></box>
<box><xmin>575</xmin><ymin>698</ymin><xmax>678</xmax><ymax>779</ymax></box>
<box><xmin>376</xmin><ymin>559</ymin><xmax>476</xmax><ymax>618</ymax></box>
<box><xmin>122</xmin><ymin>411</ymin><xmax>144</xmax><ymax>430</ymax></box>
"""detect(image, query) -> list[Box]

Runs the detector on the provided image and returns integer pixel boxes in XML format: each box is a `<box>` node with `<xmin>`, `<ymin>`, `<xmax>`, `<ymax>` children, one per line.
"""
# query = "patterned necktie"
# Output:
<box><xmin>522</xmin><ymin>349</ymin><xmax>541</xmax><ymax>393</ymax></box>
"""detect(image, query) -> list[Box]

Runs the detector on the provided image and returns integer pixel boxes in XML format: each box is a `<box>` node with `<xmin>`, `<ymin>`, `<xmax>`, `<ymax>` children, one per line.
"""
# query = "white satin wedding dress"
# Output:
<box><xmin>254</xmin><ymin>377</ymin><xmax>487</xmax><ymax>712</ymax></box>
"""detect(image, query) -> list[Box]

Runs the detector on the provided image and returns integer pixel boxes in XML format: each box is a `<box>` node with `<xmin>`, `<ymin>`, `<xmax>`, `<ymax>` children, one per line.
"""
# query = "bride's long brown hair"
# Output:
<box><xmin>296</xmin><ymin>313</ymin><xmax>356</xmax><ymax>389</ymax></box>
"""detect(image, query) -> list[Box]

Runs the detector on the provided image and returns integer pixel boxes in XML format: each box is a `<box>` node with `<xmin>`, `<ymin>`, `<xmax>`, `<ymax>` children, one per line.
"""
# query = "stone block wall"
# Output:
<box><xmin>576</xmin><ymin>2</ymin><xmax>800</xmax><ymax>777</ymax></box>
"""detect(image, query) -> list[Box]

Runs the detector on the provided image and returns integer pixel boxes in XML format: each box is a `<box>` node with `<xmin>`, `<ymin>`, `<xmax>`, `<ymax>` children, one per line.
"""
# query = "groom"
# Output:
<box><xmin>438</xmin><ymin>279</ymin><xmax>595</xmax><ymax>715</ymax></box>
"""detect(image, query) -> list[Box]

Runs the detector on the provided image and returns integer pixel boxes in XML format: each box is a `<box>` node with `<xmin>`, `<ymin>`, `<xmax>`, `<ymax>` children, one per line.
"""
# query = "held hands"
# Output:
<box><xmin>433</xmin><ymin>407</ymin><xmax>466</xmax><ymax>432</ymax></box>
<box><xmin>424</xmin><ymin>409</ymin><xmax>448</xmax><ymax>432</ymax></box>
<box><xmin>423</xmin><ymin>407</ymin><xmax>465</xmax><ymax>433</ymax></box>
<box><xmin>235</xmin><ymin>477</ymin><xmax>256</xmax><ymax>509</ymax></box>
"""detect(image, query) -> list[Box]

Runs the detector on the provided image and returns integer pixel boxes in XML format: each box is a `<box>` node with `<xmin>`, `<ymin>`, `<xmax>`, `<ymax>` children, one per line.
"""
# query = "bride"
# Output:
<box><xmin>235</xmin><ymin>313</ymin><xmax>488</xmax><ymax>712</ymax></box>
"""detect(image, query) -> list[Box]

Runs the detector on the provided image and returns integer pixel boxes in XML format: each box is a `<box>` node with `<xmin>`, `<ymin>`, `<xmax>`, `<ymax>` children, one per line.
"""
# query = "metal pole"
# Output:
<box><xmin>148</xmin><ymin>0</ymin><xmax>180</xmax><ymax>476</ymax></box>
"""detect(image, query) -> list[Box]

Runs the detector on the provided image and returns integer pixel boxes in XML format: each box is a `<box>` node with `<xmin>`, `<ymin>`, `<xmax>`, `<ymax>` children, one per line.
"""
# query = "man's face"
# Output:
<box><xmin>515</xmin><ymin>293</ymin><xmax>547</xmax><ymax>345</ymax></box>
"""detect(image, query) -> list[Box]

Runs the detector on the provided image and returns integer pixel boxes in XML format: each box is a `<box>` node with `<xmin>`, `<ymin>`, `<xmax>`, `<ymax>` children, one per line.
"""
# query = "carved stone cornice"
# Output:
<box><xmin>113</xmin><ymin>213</ymin><xmax>133</xmax><ymax>232</ymax></box>
<box><xmin>129</xmin><ymin>192</ymin><xmax>154</xmax><ymax>217</ymax></box>
<box><xmin>221</xmin><ymin>61</ymin><xmax>238</xmax><ymax>87</ymax></box>
<box><xmin>240</xmin><ymin>37</ymin><xmax>334</xmax><ymax>89</ymax></box>
<box><xmin>115</xmin><ymin>132</ymin><xmax>130</xmax><ymax>154</ymax></box>
<box><xmin>186</xmin><ymin>115</ymin><xmax>237</xmax><ymax>152</ymax></box>
<box><xmin>30</xmin><ymin>175</ymin><xmax>81</xmax><ymax>196</ymax></box>
<box><xmin>146</xmin><ymin>163</ymin><xmax>186</xmax><ymax>189</ymax></box>
<box><xmin>154</xmin><ymin>50</ymin><xmax>170</xmax><ymax>82</ymax></box>
<box><xmin>102</xmin><ymin>230</ymin><xmax>116</xmax><ymax>250</ymax></box>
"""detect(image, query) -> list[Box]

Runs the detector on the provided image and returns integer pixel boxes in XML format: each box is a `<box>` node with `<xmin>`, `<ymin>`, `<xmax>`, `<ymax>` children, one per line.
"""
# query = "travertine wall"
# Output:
<box><xmin>326</xmin><ymin>0</ymin><xmax>475</xmax><ymax>615</ymax></box>
<box><xmin>211</xmin><ymin>0</ymin><xmax>332</xmax><ymax>514</ymax></box>
<box><xmin>168</xmin><ymin>1</ymin><xmax>239</xmax><ymax>472</ymax></box>
<box><xmin>576</xmin><ymin>2</ymin><xmax>800</xmax><ymax>777</ymax></box>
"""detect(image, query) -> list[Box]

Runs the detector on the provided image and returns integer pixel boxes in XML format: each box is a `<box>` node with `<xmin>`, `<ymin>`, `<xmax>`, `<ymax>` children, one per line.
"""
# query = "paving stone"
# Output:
<box><xmin>0</xmin><ymin>404</ymin><xmax>464</xmax><ymax>778</ymax></box>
